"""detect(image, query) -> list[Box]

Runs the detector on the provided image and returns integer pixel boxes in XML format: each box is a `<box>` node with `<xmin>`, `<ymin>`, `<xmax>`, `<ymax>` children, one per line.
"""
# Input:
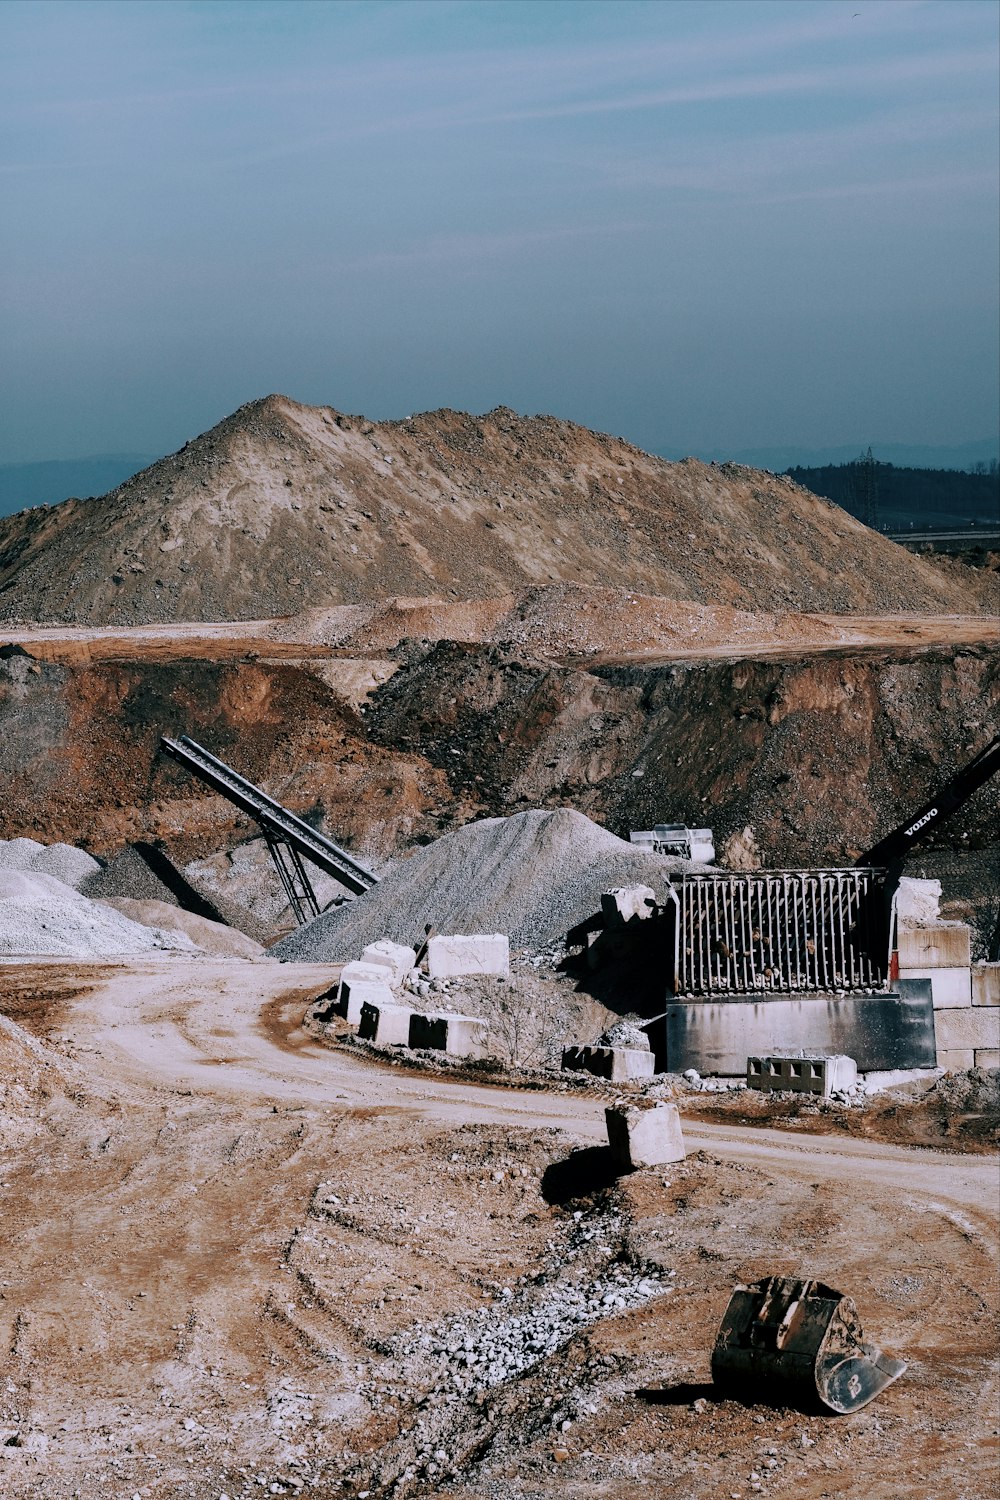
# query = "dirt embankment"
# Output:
<box><xmin>1</xmin><ymin>634</ymin><xmax>997</xmax><ymax>942</ymax></box>
<box><xmin>0</xmin><ymin>395</ymin><xmax>993</xmax><ymax>625</ymax></box>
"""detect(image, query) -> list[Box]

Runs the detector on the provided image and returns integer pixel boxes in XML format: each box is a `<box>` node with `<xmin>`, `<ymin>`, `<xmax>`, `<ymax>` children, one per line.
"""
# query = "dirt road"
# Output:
<box><xmin>2</xmin><ymin>959</ymin><xmax>997</xmax><ymax>1500</ymax></box>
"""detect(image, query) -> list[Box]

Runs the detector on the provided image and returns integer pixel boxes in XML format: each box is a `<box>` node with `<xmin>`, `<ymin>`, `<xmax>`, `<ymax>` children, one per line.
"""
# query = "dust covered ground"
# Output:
<box><xmin>1</xmin><ymin>959</ymin><xmax>997</xmax><ymax>1500</ymax></box>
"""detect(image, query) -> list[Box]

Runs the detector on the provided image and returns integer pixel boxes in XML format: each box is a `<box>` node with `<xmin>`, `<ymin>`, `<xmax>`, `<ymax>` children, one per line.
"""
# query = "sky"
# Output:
<box><xmin>1</xmin><ymin>0</ymin><xmax>998</xmax><ymax>465</ymax></box>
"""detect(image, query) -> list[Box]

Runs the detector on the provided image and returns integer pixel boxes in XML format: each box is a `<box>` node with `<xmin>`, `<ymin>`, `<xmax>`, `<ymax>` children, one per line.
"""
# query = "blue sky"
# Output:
<box><xmin>1</xmin><ymin>0</ymin><xmax>997</xmax><ymax>463</ymax></box>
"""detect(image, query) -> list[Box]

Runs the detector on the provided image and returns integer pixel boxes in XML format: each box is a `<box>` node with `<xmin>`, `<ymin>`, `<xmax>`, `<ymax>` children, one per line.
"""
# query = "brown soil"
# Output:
<box><xmin>0</xmin><ymin>396</ymin><xmax>994</xmax><ymax>625</ymax></box>
<box><xmin>0</xmin><ymin>958</ymin><xmax>996</xmax><ymax>1500</ymax></box>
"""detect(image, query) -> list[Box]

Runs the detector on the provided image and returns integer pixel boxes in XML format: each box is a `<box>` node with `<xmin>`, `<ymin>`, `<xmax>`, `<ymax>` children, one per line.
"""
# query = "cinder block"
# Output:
<box><xmin>360</xmin><ymin>940</ymin><xmax>417</xmax><ymax>987</ymax></box>
<box><xmin>426</xmin><ymin>934</ymin><xmax>510</xmax><ymax>980</ymax></box>
<box><xmin>358</xmin><ymin>1001</ymin><xmax>413</xmax><ymax>1046</ymax></box>
<box><xmin>408</xmin><ymin>1011</ymin><xmax>488</xmax><ymax>1058</ymax></box>
<box><xmin>601</xmin><ymin>885</ymin><xmax>657</xmax><ymax>926</ymax></box>
<box><xmin>747</xmin><ymin>1053</ymin><xmax>857</xmax><ymax>1097</ymax></box>
<box><xmin>974</xmin><ymin>1049</ymin><xmax>1000</xmax><ymax>1068</ymax></box>
<box><xmin>562</xmin><ymin>1045</ymin><xmax>655</xmax><ymax>1082</ymax></box>
<box><xmin>934</xmin><ymin>1006</ymin><xmax>1000</xmax><ymax>1053</ymax></box>
<box><xmin>605</xmin><ymin>1102</ymin><xmax>686</xmax><ymax>1169</ymax></box>
<box><xmin>899</xmin><ymin>966</ymin><xmax>972</xmax><ymax>1010</ymax></box>
<box><xmin>973</xmin><ymin>964</ymin><xmax>1000</xmax><ymax>1006</ymax></box>
<box><xmin>937</xmin><ymin>1049</ymin><xmax>975</xmax><ymax>1072</ymax></box>
<box><xmin>896</xmin><ymin>922</ymin><xmax>972</xmax><ymax>968</ymax></box>
<box><xmin>337</xmin><ymin>962</ymin><xmax>395</xmax><ymax>1025</ymax></box>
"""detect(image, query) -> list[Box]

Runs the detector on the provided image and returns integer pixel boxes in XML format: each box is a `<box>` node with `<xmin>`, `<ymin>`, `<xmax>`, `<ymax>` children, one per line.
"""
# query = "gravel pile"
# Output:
<box><xmin>80</xmin><ymin>845</ymin><xmax>180</xmax><ymax>906</ymax></box>
<box><xmin>0</xmin><ymin>838</ymin><xmax>101</xmax><ymax>890</ymax></box>
<box><xmin>0</xmin><ymin>870</ymin><xmax>197</xmax><ymax>958</ymax></box>
<box><xmin>274</xmin><ymin>808</ymin><xmax>694</xmax><ymax>962</ymax></box>
<box><xmin>97</xmin><ymin>898</ymin><xmax>270</xmax><ymax>960</ymax></box>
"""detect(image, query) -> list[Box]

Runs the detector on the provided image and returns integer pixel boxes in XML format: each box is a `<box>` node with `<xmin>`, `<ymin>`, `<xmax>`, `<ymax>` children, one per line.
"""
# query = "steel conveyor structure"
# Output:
<box><xmin>159</xmin><ymin>735</ymin><xmax>378</xmax><ymax>925</ymax></box>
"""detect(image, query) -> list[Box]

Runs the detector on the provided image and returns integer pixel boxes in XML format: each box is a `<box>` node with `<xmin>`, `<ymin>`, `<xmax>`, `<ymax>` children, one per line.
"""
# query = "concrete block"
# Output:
<box><xmin>894</xmin><ymin>877</ymin><xmax>941</xmax><ymax>924</ymax></box>
<box><xmin>426</xmin><ymin>934</ymin><xmax>510</xmax><ymax>980</ymax></box>
<box><xmin>408</xmin><ymin>1010</ymin><xmax>488</xmax><ymax>1058</ymax></box>
<box><xmin>898</xmin><ymin>965</ymin><xmax>972</xmax><ymax>1010</ymax></box>
<box><xmin>938</xmin><ymin>1049</ymin><xmax>975</xmax><ymax>1072</ymax></box>
<box><xmin>562</xmin><ymin>1045</ymin><xmax>656</xmax><ymax>1083</ymax></box>
<box><xmin>601</xmin><ymin>885</ymin><xmax>657</xmax><ymax>926</ymax></box>
<box><xmin>975</xmin><ymin>1049</ymin><xmax>1000</xmax><ymax>1068</ymax></box>
<box><xmin>338</xmin><ymin>962</ymin><xmax>395</xmax><ymax>1025</ymax></box>
<box><xmin>973</xmin><ymin>963</ymin><xmax>1000</xmax><ymax>1006</ymax></box>
<box><xmin>358</xmin><ymin>1001</ymin><xmax>413</xmax><ymax>1046</ymax></box>
<box><xmin>360</xmin><ymin>940</ymin><xmax>417</xmax><ymax>987</ymax></box>
<box><xmin>747</xmin><ymin>1053</ymin><xmax>857</xmax><ymax>1097</ymax></box>
<box><xmin>605</xmin><ymin>1102</ymin><xmax>686</xmax><ymax>1169</ymax></box>
<box><xmin>896</xmin><ymin>922</ymin><xmax>972</xmax><ymax>968</ymax></box>
<box><xmin>935</xmin><ymin>1006</ymin><xmax>1000</xmax><ymax>1053</ymax></box>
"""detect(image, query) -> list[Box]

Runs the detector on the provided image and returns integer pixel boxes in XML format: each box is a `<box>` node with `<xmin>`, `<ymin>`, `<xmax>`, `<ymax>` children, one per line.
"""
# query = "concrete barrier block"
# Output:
<box><xmin>975</xmin><ymin>1049</ymin><xmax>999</xmax><ymax>1068</ymax></box>
<box><xmin>338</xmin><ymin>962</ymin><xmax>396</xmax><ymax>1025</ymax></box>
<box><xmin>562</xmin><ymin>1045</ymin><xmax>655</xmax><ymax>1082</ymax></box>
<box><xmin>408</xmin><ymin>1010</ymin><xmax>488</xmax><ymax>1058</ymax></box>
<box><xmin>897</xmin><ymin>922</ymin><xmax>972</xmax><ymax>969</ymax></box>
<box><xmin>426</xmin><ymin>934</ymin><xmax>510</xmax><ymax>980</ymax></box>
<box><xmin>360</xmin><ymin>941</ymin><xmax>417</xmax><ymax>987</ymax></box>
<box><xmin>935</xmin><ymin>1006</ymin><xmax>1000</xmax><ymax>1053</ymax></box>
<box><xmin>601</xmin><ymin>885</ymin><xmax>657</xmax><ymax>926</ymax></box>
<box><xmin>899</xmin><ymin>966</ymin><xmax>972</xmax><ymax>1010</ymax></box>
<box><xmin>973</xmin><ymin>964</ymin><xmax>1000</xmax><ymax>1006</ymax></box>
<box><xmin>358</xmin><ymin>1001</ymin><xmax>413</xmax><ymax>1046</ymax></box>
<box><xmin>938</xmin><ymin>1048</ymin><xmax>975</xmax><ymax>1072</ymax></box>
<box><xmin>605</xmin><ymin>1102</ymin><xmax>686</xmax><ymax>1169</ymax></box>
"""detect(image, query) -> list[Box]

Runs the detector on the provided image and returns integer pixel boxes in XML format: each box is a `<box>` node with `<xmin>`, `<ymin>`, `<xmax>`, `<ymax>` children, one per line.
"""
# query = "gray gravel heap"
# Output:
<box><xmin>275</xmin><ymin>807</ymin><xmax>695</xmax><ymax>961</ymax></box>
<box><xmin>0</xmin><ymin>870</ymin><xmax>197</xmax><ymax>958</ymax></box>
<box><xmin>0</xmin><ymin>838</ymin><xmax>101</xmax><ymax>890</ymax></box>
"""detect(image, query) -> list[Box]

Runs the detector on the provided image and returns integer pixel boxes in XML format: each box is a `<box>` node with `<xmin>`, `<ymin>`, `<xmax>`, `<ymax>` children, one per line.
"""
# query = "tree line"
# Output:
<box><xmin>787</xmin><ymin>455</ymin><xmax>1000</xmax><ymax>531</ymax></box>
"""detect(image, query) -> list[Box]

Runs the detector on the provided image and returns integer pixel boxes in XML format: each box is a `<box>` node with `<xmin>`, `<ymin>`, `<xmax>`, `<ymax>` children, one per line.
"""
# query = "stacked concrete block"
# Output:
<box><xmin>360</xmin><ymin>940</ymin><xmax>417</xmax><ymax>987</ymax></box>
<box><xmin>562</xmin><ymin>1044</ymin><xmax>655</xmax><ymax>1083</ymax></box>
<box><xmin>426</xmin><ymin>934</ymin><xmax>509</xmax><ymax>980</ymax></box>
<box><xmin>605</xmin><ymin>1102</ymin><xmax>686</xmax><ymax>1169</ymax></box>
<box><xmin>336</xmin><ymin>962</ymin><xmax>396</xmax><ymax>1025</ymax></box>
<box><xmin>358</xmin><ymin>1000</ymin><xmax>414</xmax><ymax>1047</ymax></box>
<box><xmin>747</xmin><ymin>1053</ymin><xmax>857</xmax><ymax>1097</ymax></box>
<box><xmin>896</xmin><ymin>915</ymin><xmax>997</xmax><ymax>1071</ymax></box>
<box><xmin>408</xmin><ymin>1010</ymin><xmax>489</xmax><ymax>1058</ymax></box>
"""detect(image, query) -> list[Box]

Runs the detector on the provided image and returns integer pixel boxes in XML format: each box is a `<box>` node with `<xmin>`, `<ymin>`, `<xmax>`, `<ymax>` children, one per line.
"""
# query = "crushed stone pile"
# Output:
<box><xmin>274</xmin><ymin>807</ymin><xmax>696</xmax><ymax>962</ymax></box>
<box><xmin>97</xmin><ymin>898</ymin><xmax>270</xmax><ymax>960</ymax></box>
<box><xmin>0</xmin><ymin>837</ymin><xmax>101</xmax><ymax>890</ymax></box>
<box><xmin>81</xmin><ymin>844</ymin><xmax>179</xmax><ymax>906</ymax></box>
<box><xmin>0</xmin><ymin>870</ymin><xmax>197</xmax><ymax>958</ymax></box>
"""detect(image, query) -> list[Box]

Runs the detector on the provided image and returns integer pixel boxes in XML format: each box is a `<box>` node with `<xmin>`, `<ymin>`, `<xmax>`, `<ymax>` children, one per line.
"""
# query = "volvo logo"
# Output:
<box><xmin>904</xmin><ymin>807</ymin><xmax>938</xmax><ymax>838</ymax></box>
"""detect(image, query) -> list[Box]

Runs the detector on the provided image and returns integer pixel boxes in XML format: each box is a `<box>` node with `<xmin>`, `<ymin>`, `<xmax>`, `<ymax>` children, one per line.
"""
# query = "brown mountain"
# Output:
<box><xmin>0</xmin><ymin>395</ymin><xmax>989</xmax><ymax>625</ymax></box>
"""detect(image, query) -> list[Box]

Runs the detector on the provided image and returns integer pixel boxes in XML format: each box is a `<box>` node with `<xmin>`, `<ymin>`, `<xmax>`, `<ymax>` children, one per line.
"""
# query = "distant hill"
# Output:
<box><xmin>0</xmin><ymin>395</ymin><xmax>994</xmax><ymax>627</ymax></box>
<box><xmin>0</xmin><ymin>455</ymin><xmax>160</xmax><ymax>518</ymax></box>
<box><xmin>658</xmin><ymin>439</ymin><xmax>1000</xmax><ymax>474</ymax></box>
<box><xmin>787</xmin><ymin>459</ymin><xmax>1000</xmax><ymax>532</ymax></box>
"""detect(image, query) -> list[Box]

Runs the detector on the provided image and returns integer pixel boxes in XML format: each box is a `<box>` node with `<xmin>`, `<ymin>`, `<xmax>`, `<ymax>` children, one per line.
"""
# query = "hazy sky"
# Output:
<box><xmin>2</xmin><ymin>0</ymin><xmax>998</xmax><ymax>463</ymax></box>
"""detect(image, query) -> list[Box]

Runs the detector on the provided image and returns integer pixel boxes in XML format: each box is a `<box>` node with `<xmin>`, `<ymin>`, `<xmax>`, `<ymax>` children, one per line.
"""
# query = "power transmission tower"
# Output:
<box><xmin>853</xmin><ymin>446</ymin><xmax>878</xmax><ymax>529</ymax></box>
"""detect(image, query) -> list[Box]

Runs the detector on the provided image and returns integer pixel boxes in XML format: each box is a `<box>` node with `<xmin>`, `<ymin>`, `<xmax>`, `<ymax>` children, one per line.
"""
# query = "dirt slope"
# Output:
<box><xmin>0</xmin><ymin>396</ymin><xmax>990</xmax><ymax>624</ymax></box>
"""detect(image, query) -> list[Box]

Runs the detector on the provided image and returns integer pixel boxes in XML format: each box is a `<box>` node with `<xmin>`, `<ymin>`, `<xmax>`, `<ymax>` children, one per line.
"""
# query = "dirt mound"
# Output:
<box><xmin>96</xmin><ymin>898</ymin><xmax>270</xmax><ymax>960</ymax></box>
<box><xmin>0</xmin><ymin>395</ymin><xmax>988</xmax><ymax>625</ymax></box>
<box><xmin>274</xmin><ymin>806</ymin><xmax>695</xmax><ymax>961</ymax></box>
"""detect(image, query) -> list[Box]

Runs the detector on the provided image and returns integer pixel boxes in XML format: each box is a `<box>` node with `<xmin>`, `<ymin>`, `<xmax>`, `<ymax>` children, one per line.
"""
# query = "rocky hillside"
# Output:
<box><xmin>0</xmin><ymin>396</ymin><xmax>990</xmax><ymax>625</ymax></box>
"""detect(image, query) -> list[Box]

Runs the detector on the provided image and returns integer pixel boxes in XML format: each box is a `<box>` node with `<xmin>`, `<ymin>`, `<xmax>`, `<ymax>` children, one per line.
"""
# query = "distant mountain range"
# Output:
<box><xmin>0</xmin><ymin>454</ymin><xmax>160</xmax><ymax>518</ymax></box>
<box><xmin>656</xmin><ymin>439</ymin><xmax>1000</xmax><ymax>473</ymax></box>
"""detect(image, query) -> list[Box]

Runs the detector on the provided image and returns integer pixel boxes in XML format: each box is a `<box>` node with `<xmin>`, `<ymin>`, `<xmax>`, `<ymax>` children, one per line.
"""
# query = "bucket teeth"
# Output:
<box><xmin>711</xmin><ymin>1275</ymin><xmax>906</xmax><ymax>1414</ymax></box>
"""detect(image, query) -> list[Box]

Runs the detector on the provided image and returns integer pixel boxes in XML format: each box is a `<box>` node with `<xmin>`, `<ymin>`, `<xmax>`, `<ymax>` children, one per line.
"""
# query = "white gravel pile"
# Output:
<box><xmin>0</xmin><ymin>837</ymin><xmax>102</xmax><ymax>890</ymax></box>
<box><xmin>0</xmin><ymin>870</ymin><xmax>198</xmax><ymax>958</ymax></box>
<box><xmin>275</xmin><ymin>807</ymin><xmax>698</xmax><ymax>961</ymax></box>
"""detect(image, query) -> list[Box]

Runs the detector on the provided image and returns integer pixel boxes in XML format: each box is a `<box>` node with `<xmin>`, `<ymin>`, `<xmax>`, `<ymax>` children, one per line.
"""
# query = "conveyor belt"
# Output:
<box><xmin>159</xmin><ymin>735</ymin><xmax>377</xmax><ymax>920</ymax></box>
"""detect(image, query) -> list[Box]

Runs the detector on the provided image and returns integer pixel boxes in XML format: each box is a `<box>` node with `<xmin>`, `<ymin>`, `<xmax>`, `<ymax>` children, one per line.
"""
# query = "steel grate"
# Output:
<box><xmin>670</xmin><ymin>869</ymin><xmax>888</xmax><ymax>995</ymax></box>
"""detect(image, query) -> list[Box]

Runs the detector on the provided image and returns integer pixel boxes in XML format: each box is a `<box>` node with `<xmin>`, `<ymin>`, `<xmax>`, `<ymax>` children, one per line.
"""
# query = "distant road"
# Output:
<box><xmin>887</xmin><ymin>527</ymin><xmax>1000</xmax><ymax>546</ymax></box>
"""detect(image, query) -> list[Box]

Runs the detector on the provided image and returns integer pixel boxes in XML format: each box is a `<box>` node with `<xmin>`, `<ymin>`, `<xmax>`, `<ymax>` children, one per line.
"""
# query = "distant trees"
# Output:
<box><xmin>787</xmin><ymin>456</ymin><xmax>1000</xmax><ymax>531</ymax></box>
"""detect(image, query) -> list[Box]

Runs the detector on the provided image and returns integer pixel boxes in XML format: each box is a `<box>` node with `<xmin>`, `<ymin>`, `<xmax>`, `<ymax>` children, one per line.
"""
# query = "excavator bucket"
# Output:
<box><xmin>711</xmin><ymin>1276</ymin><xmax>906</xmax><ymax>1414</ymax></box>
